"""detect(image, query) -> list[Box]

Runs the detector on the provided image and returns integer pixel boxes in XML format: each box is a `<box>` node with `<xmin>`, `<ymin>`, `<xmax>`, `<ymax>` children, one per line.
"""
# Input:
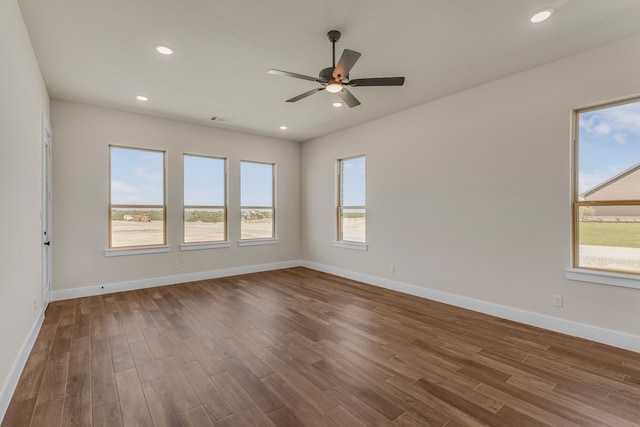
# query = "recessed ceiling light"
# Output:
<box><xmin>154</xmin><ymin>44</ymin><xmax>174</xmax><ymax>55</ymax></box>
<box><xmin>530</xmin><ymin>9</ymin><xmax>553</xmax><ymax>23</ymax></box>
<box><xmin>279</xmin><ymin>125</ymin><xmax>288</xmax><ymax>130</ymax></box>
<box><xmin>332</xmin><ymin>102</ymin><xmax>343</xmax><ymax>108</ymax></box>
<box><xmin>135</xmin><ymin>95</ymin><xmax>149</xmax><ymax>101</ymax></box>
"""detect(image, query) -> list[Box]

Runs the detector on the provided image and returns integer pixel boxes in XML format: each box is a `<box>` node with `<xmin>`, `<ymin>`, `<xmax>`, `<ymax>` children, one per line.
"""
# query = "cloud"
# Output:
<box><xmin>580</xmin><ymin>102</ymin><xmax>640</xmax><ymax>138</ymax></box>
<box><xmin>133</xmin><ymin>166</ymin><xmax>163</xmax><ymax>183</ymax></box>
<box><xmin>111</xmin><ymin>180</ymin><xmax>163</xmax><ymax>204</ymax></box>
<box><xmin>614</xmin><ymin>133</ymin><xmax>627</xmax><ymax>144</ymax></box>
<box><xmin>111</xmin><ymin>180</ymin><xmax>146</xmax><ymax>204</ymax></box>
<box><xmin>578</xmin><ymin>171</ymin><xmax>606</xmax><ymax>194</ymax></box>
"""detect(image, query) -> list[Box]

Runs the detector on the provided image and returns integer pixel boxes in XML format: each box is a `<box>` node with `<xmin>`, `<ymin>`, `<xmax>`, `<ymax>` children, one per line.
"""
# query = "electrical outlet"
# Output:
<box><xmin>33</xmin><ymin>299</ymin><xmax>37</xmax><ymax>311</ymax></box>
<box><xmin>390</xmin><ymin>265</ymin><xmax>396</xmax><ymax>275</ymax></box>
<box><xmin>553</xmin><ymin>295</ymin><xmax>563</xmax><ymax>307</ymax></box>
<box><xmin>173</xmin><ymin>260</ymin><xmax>180</xmax><ymax>270</ymax></box>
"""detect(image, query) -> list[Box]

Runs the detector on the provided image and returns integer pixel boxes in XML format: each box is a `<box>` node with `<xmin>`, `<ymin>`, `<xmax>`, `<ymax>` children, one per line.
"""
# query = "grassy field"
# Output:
<box><xmin>579</xmin><ymin>222</ymin><xmax>640</xmax><ymax>248</ymax></box>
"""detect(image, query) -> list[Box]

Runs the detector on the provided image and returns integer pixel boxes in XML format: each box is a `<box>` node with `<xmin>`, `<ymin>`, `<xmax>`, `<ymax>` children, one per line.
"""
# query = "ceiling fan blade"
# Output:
<box><xmin>349</xmin><ymin>77</ymin><xmax>405</xmax><ymax>86</ymax></box>
<box><xmin>338</xmin><ymin>88</ymin><xmax>361</xmax><ymax>108</ymax></box>
<box><xmin>333</xmin><ymin>49</ymin><xmax>361</xmax><ymax>80</ymax></box>
<box><xmin>267</xmin><ymin>69</ymin><xmax>322</xmax><ymax>83</ymax></box>
<box><xmin>286</xmin><ymin>87</ymin><xmax>324</xmax><ymax>103</ymax></box>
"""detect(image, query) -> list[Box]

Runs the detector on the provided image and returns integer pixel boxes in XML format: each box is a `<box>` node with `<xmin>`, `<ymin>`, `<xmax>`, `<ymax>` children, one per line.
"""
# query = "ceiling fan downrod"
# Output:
<box><xmin>327</xmin><ymin>30</ymin><xmax>341</xmax><ymax>70</ymax></box>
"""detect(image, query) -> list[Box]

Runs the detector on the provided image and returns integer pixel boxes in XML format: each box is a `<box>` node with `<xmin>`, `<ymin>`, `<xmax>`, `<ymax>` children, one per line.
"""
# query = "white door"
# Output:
<box><xmin>42</xmin><ymin>114</ymin><xmax>52</xmax><ymax>306</ymax></box>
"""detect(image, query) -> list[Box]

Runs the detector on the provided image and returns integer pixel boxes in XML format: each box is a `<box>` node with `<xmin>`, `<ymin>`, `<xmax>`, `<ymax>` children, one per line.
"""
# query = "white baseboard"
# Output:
<box><xmin>301</xmin><ymin>260</ymin><xmax>640</xmax><ymax>353</ymax></box>
<box><xmin>0</xmin><ymin>308</ymin><xmax>45</xmax><ymax>423</ymax></box>
<box><xmin>51</xmin><ymin>260</ymin><xmax>302</xmax><ymax>301</ymax></box>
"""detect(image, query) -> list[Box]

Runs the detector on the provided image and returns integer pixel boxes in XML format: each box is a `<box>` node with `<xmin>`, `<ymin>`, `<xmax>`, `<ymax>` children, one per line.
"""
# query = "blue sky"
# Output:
<box><xmin>241</xmin><ymin>161</ymin><xmax>273</xmax><ymax>206</ymax></box>
<box><xmin>111</xmin><ymin>148</ymin><xmax>365</xmax><ymax>207</ymax></box>
<box><xmin>111</xmin><ymin>147</ymin><xmax>164</xmax><ymax>205</ymax></box>
<box><xmin>184</xmin><ymin>155</ymin><xmax>225</xmax><ymax>206</ymax></box>
<box><xmin>111</xmin><ymin>149</ymin><xmax>274</xmax><ymax>206</ymax></box>
<box><xmin>579</xmin><ymin>101</ymin><xmax>640</xmax><ymax>194</ymax></box>
<box><xmin>341</xmin><ymin>156</ymin><xmax>366</xmax><ymax>206</ymax></box>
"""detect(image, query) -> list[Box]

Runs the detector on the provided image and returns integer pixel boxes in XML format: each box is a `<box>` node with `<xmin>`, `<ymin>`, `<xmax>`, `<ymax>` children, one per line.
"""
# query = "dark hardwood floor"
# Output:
<box><xmin>3</xmin><ymin>267</ymin><xmax>640</xmax><ymax>426</ymax></box>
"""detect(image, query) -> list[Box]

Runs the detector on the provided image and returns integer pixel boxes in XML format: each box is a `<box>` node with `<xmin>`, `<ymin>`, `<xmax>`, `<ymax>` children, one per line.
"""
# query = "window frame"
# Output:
<box><xmin>337</xmin><ymin>154</ymin><xmax>366</xmax><ymax>245</ymax></box>
<box><xmin>108</xmin><ymin>145</ymin><xmax>167</xmax><ymax>250</ymax></box>
<box><xmin>182</xmin><ymin>153</ymin><xmax>228</xmax><ymax>246</ymax></box>
<box><xmin>572</xmin><ymin>97</ymin><xmax>640</xmax><ymax>277</ymax></box>
<box><xmin>240</xmin><ymin>160</ymin><xmax>276</xmax><ymax>241</ymax></box>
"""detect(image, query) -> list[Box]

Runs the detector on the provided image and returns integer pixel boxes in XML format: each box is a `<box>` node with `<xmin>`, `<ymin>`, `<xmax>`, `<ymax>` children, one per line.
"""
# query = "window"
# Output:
<box><xmin>338</xmin><ymin>155</ymin><xmax>366</xmax><ymax>243</ymax></box>
<box><xmin>109</xmin><ymin>146</ymin><xmax>165</xmax><ymax>248</ymax></box>
<box><xmin>240</xmin><ymin>161</ymin><xmax>275</xmax><ymax>240</ymax></box>
<box><xmin>183</xmin><ymin>154</ymin><xmax>226</xmax><ymax>244</ymax></box>
<box><xmin>573</xmin><ymin>98</ymin><xmax>640</xmax><ymax>275</ymax></box>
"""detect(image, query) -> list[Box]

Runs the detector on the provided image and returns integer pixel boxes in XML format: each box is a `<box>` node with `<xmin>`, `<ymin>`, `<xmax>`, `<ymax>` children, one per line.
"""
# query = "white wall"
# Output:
<box><xmin>302</xmin><ymin>34</ymin><xmax>640</xmax><ymax>339</ymax></box>
<box><xmin>51</xmin><ymin>100</ymin><xmax>300</xmax><ymax>292</ymax></box>
<box><xmin>0</xmin><ymin>0</ymin><xmax>50</xmax><ymax>417</ymax></box>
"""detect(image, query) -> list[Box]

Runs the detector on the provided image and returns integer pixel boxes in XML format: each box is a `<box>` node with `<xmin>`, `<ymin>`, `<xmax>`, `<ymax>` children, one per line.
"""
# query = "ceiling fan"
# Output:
<box><xmin>267</xmin><ymin>30</ymin><xmax>405</xmax><ymax>108</ymax></box>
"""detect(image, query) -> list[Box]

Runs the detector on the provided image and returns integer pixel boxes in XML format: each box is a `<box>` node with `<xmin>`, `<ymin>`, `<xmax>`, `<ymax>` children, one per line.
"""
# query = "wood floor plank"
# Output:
<box><xmin>62</xmin><ymin>336</ymin><xmax>92</xmax><ymax>426</ymax></box>
<box><xmin>109</xmin><ymin>334</ymin><xmax>135</xmax><ymax>373</ymax></box>
<box><xmin>141</xmin><ymin>378</ymin><xmax>184</xmax><ymax>427</ymax></box>
<box><xmin>91</xmin><ymin>336</ymin><xmax>118</xmax><ymax>408</ymax></box>
<box><xmin>114</xmin><ymin>368</ymin><xmax>153</xmax><ymax>427</ymax></box>
<box><xmin>1</xmin><ymin>397</ymin><xmax>36</xmax><ymax>427</ymax></box>
<box><xmin>30</xmin><ymin>398</ymin><xmax>64</xmax><ymax>427</ymax></box>
<box><xmin>262</xmin><ymin>373</ymin><xmax>334</xmax><ymax>427</ymax></box>
<box><xmin>4</xmin><ymin>268</ymin><xmax>640</xmax><ymax>427</ymax></box>
<box><xmin>267</xmin><ymin>406</ymin><xmax>305</xmax><ymax>427</ymax></box>
<box><xmin>211</xmin><ymin>371</ymin><xmax>276</xmax><ymax>427</ymax></box>
<box><xmin>179</xmin><ymin>360</ymin><xmax>234</xmax><ymax>420</ymax></box>
<box><xmin>155</xmin><ymin>357</ymin><xmax>200</xmax><ymax>413</ymax></box>
<box><xmin>180</xmin><ymin>406</ymin><xmax>214</xmax><ymax>427</ymax></box>
<box><xmin>92</xmin><ymin>401</ymin><xmax>123</xmax><ymax>427</ymax></box>
<box><xmin>128</xmin><ymin>339</ymin><xmax>163</xmax><ymax>384</ymax></box>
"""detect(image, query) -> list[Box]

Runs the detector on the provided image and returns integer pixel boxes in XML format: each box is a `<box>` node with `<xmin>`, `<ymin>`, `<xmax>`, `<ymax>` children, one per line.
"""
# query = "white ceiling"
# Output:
<box><xmin>17</xmin><ymin>0</ymin><xmax>640</xmax><ymax>142</ymax></box>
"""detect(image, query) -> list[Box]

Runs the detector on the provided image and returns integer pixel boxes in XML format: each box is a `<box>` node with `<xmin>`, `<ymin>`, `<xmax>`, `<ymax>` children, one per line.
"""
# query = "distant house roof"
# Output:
<box><xmin>581</xmin><ymin>162</ymin><xmax>640</xmax><ymax>200</ymax></box>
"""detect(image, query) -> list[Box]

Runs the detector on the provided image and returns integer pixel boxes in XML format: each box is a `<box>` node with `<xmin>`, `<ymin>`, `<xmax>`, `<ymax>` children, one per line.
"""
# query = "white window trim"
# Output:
<box><xmin>105</xmin><ymin>245</ymin><xmax>170</xmax><ymax>257</ymax></box>
<box><xmin>566</xmin><ymin>268</ymin><xmax>640</xmax><ymax>290</ymax></box>
<box><xmin>180</xmin><ymin>241</ymin><xmax>231</xmax><ymax>251</ymax></box>
<box><xmin>333</xmin><ymin>241</ymin><xmax>368</xmax><ymax>251</ymax></box>
<box><xmin>238</xmin><ymin>238</ymin><xmax>279</xmax><ymax>247</ymax></box>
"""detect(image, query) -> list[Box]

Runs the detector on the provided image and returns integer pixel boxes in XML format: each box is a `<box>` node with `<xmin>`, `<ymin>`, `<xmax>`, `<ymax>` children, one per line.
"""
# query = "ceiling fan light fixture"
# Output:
<box><xmin>325</xmin><ymin>81</ymin><xmax>343</xmax><ymax>93</ymax></box>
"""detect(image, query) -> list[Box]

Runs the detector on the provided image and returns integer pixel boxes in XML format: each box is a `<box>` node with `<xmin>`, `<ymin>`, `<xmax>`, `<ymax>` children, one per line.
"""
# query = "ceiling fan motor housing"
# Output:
<box><xmin>319</xmin><ymin>67</ymin><xmax>337</xmax><ymax>82</ymax></box>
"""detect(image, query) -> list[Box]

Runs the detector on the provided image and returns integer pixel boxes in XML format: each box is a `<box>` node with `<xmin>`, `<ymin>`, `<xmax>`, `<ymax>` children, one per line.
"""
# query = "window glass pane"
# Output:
<box><xmin>340</xmin><ymin>207</ymin><xmax>366</xmax><ymax>243</ymax></box>
<box><xmin>341</xmin><ymin>156</ymin><xmax>365</xmax><ymax>206</ymax></box>
<box><xmin>241</xmin><ymin>162</ymin><xmax>273</xmax><ymax>207</ymax></box>
<box><xmin>184</xmin><ymin>155</ymin><xmax>225</xmax><ymax>206</ymax></box>
<box><xmin>241</xmin><ymin>208</ymin><xmax>273</xmax><ymax>239</ymax></box>
<box><xmin>184</xmin><ymin>208</ymin><xmax>225</xmax><ymax>243</ymax></box>
<box><xmin>111</xmin><ymin>147</ymin><xmax>164</xmax><ymax>205</ymax></box>
<box><xmin>111</xmin><ymin>207</ymin><xmax>164</xmax><ymax>247</ymax></box>
<box><xmin>578</xmin><ymin>102</ymin><xmax>640</xmax><ymax>200</ymax></box>
<box><xmin>577</xmin><ymin>205</ymin><xmax>640</xmax><ymax>273</ymax></box>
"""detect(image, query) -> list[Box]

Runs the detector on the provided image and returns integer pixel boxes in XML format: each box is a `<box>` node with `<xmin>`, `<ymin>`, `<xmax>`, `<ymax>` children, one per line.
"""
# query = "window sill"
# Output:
<box><xmin>105</xmin><ymin>245</ymin><xmax>170</xmax><ymax>257</ymax></box>
<box><xmin>238</xmin><ymin>238</ymin><xmax>279</xmax><ymax>247</ymax></box>
<box><xmin>180</xmin><ymin>241</ymin><xmax>231</xmax><ymax>251</ymax></box>
<box><xmin>566</xmin><ymin>268</ymin><xmax>640</xmax><ymax>290</ymax></box>
<box><xmin>333</xmin><ymin>241</ymin><xmax>368</xmax><ymax>251</ymax></box>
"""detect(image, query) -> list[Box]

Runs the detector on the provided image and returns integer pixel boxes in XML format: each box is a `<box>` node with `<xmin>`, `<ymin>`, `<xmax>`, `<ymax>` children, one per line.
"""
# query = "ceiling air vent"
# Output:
<box><xmin>210</xmin><ymin>115</ymin><xmax>234</xmax><ymax>124</ymax></box>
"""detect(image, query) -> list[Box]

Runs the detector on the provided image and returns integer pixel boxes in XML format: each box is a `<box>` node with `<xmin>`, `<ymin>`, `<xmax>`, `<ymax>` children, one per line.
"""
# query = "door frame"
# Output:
<box><xmin>42</xmin><ymin>113</ymin><xmax>52</xmax><ymax>307</ymax></box>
